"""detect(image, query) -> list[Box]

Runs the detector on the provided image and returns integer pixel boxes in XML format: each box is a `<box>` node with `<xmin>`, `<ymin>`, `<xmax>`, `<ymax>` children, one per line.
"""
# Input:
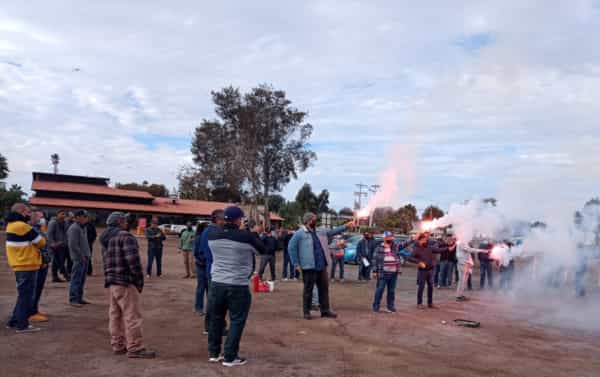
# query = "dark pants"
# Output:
<box><xmin>87</xmin><ymin>243</ymin><xmax>94</xmax><ymax>276</ymax></box>
<box><xmin>51</xmin><ymin>245</ymin><xmax>67</xmax><ymax>280</ymax></box>
<box><xmin>7</xmin><ymin>271</ymin><xmax>37</xmax><ymax>330</ymax></box>
<box><xmin>207</xmin><ymin>282</ymin><xmax>251</xmax><ymax>362</ymax></box>
<box><xmin>358</xmin><ymin>257</ymin><xmax>371</xmax><ymax>280</ymax></box>
<box><xmin>65</xmin><ymin>250</ymin><xmax>73</xmax><ymax>279</ymax></box>
<box><xmin>467</xmin><ymin>272</ymin><xmax>472</xmax><ymax>290</ymax></box>
<box><xmin>146</xmin><ymin>246</ymin><xmax>163</xmax><ymax>276</ymax></box>
<box><xmin>69</xmin><ymin>260</ymin><xmax>88</xmax><ymax>303</ymax></box>
<box><xmin>195</xmin><ymin>264</ymin><xmax>208</xmax><ymax>313</ymax></box>
<box><xmin>575</xmin><ymin>259</ymin><xmax>587</xmax><ymax>297</ymax></box>
<box><xmin>499</xmin><ymin>262</ymin><xmax>515</xmax><ymax>290</ymax></box>
<box><xmin>373</xmin><ymin>273</ymin><xmax>398</xmax><ymax>311</ymax></box>
<box><xmin>417</xmin><ymin>269</ymin><xmax>434</xmax><ymax>305</ymax></box>
<box><xmin>302</xmin><ymin>269</ymin><xmax>330</xmax><ymax>315</ymax></box>
<box><xmin>32</xmin><ymin>266</ymin><xmax>48</xmax><ymax>314</ymax></box>
<box><xmin>282</xmin><ymin>251</ymin><xmax>296</xmax><ymax>279</ymax></box>
<box><xmin>480</xmin><ymin>261</ymin><xmax>494</xmax><ymax>289</ymax></box>
<box><xmin>330</xmin><ymin>258</ymin><xmax>344</xmax><ymax>280</ymax></box>
<box><xmin>258</xmin><ymin>254</ymin><xmax>276</xmax><ymax>281</ymax></box>
<box><xmin>434</xmin><ymin>263</ymin><xmax>441</xmax><ymax>285</ymax></box>
<box><xmin>439</xmin><ymin>260</ymin><xmax>453</xmax><ymax>287</ymax></box>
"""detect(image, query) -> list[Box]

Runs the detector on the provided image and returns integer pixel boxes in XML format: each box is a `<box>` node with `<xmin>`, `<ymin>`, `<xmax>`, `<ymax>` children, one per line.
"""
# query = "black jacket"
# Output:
<box><xmin>409</xmin><ymin>243</ymin><xmax>451</xmax><ymax>270</ymax></box>
<box><xmin>261</xmin><ymin>235</ymin><xmax>278</xmax><ymax>255</ymax></box>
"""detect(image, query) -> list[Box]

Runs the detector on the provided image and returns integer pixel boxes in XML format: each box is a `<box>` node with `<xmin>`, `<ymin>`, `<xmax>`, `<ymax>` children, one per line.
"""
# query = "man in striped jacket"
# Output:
<box><xmin>5</xmin><ymin>203</ymin><xmax>46</xmax><ymax>333</ymax></box>
<box><xmin>372</xmin><ymin>231</ymin><xmax>402</xmax><ymax>313</ymax></box>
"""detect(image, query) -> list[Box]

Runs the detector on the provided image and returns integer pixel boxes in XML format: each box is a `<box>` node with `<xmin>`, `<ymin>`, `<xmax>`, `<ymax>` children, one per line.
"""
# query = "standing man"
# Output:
<box><xmin>179</xmin><ymin>222</ymin><xmax>196</xmax><ymax>279</ymax></box>
<box><xmin>193</xmin><ymin>222</ymin><xmax>209</xmax><ymax>315</ymax></box>
<box><xmin>5</xmin><ymin>203</ymin><xmax>46</xmax><ymax>333</ymax></box>
<box><xmin>85</xmin><ymin>219</ymin><xmax>97</xmax><ymax>276</ymax></box>
<box><xmin>100</xmin><ymin>212</ymin><xmax>156</xmax><ymax>359</ymax></box>
<box><xmin>356</xmin><ymin>232</ymin><xmax>375</xmax><ymax>281</ymax></box>
<box><xmin>207</xmin><ymin>206</ymin><xmax>265</xmax><ymax>367</ymax></box>
<box><xmin>47</xmin><ymin>209</ymin><xmax>68</xmax><ymax>283</ymax></box>
<box><xmin>288</xmin><ymin>213</ymin><xmax>353</xmax><ymax>320</ymax></box>
<box><xmin>478</xmin><ymin>242</ymin><xmax>494</xmax><ymax>290</ymax></box>
<box><xmin>198</xmin><ymin>209</ymin><xmax>226</xmax><ymax>333</ymax></box>
<box><xmin>329</xmin><ymin>235</ymin><xmax>346</xmax><ymax>283</ymax></box>
<box><xmin>145</xmin><ymin>219</ymin><xmax>166</xmax><ymax>278</ymax></box>
<box><xmin>258</xmin><ymin>229</ymin><xmax>278</xmax><ymax>281</ymax></box>
<box><xmin>372</xmin><ymin>231</ymin><xmax>401</xmax><ymax>313</ymax></box>
<box><xmin>30</xmin><ymin>210</ymin><xmax>51</xmax><ymax>323</ymax></box>
<box><xmin>281</xmin><ymin>229</ymin><xmax>297</xmax><ymax>281</ymax></box>
<box><xmin>64</xmin><ymin>211</ymin><xmax>75</xmax><ymax>281</ymax></box>
<box><xmin>408</xmin><ymin>233</ymin><xmax>454</xmax><ymax>309</ymax></box>
<box><xmin>67</xmin><ymin>210</ymin><xmax>91</xmax><ymax>307</ymax></box>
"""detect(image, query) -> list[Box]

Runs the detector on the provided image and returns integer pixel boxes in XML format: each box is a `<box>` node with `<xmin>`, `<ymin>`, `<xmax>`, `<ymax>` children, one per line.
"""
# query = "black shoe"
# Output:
<box><xmin>310</xmin><ymin>305</ymin><xmax>320</xmax><ymax>312</ymax></box>
<box><xmin>303</xmin><ymin>313</ymin><xmax>312</xmax><ymax>320</ymax></box>
<box><xmin>222</xmin><ymin>357</ymin><xmax>247</xmax><ymax>367</ymax></box>
<box><xmin>321</xmin><ymin>311</ymin><xmax>338</xmax><ymax>319</ymax></box>
<box><xmin>127</xmin><ymin>349</ymin><xmax>157</xmax><ymax>359</ymax></box>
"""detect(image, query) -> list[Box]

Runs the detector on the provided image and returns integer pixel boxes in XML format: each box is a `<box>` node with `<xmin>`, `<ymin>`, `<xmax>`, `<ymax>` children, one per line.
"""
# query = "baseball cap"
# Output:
<box><xmin>383</xmin><ymin>231</ymin><xmax>394</xmax><ymax>239</ymax></box>
<box><xmin>224</xmin><ymin>206</ymin><xmax>244</xmax><ymax>221</ymax></box>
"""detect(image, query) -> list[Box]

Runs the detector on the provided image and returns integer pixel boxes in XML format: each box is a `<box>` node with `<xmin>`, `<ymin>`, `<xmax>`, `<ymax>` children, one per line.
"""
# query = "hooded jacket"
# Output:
<box><xmin>5</xmin><ymin>212</ymin><xmax>46</xmax><ymax>272</ymax></box>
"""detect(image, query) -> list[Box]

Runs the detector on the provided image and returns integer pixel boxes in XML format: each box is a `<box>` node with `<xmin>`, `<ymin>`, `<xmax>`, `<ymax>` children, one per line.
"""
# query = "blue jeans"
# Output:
<box><xmin>439</xmin><ymin>261</ymin><xmax>452</xmax><ymax>287</ymax></box>
<box><xmin>282</xmin><ymin>251</ymin><xmax>297</xmax><ymax>279</ymax></box>
<box><xmin>8</xmin><ymin>271</ymin><xmax>37</xmax><ymax>330</ymax></box>
<box><xmin>480</xmin><ymin>261</ymin><xmax>493</xmax><ymax>289</ymax></box>
<box><xmin>195</xmin><ymin>264</ymin><xmax>208</xmax><ymax>313</ymax></box>
<box><xmin>69</xmin><ymin>260</ymin><xmax>88</xmax><ymax>303</ymax></box>
<box><xmin>207</xmin><ymin>282</ymin><xmax>252</xmax><ymax>362</ymax></box>
<box><xmin>330</xmin><ymin>258</ymin><xmax>344</xmax><ymax>280</ymax></box>
<box><xmin>434</xmin><ymin>264</ymin><xmax>441</xmax><ymax>285</ymax></box>
<box><xmin>373</xmin><ymin>273</ymin><xmax>398</xmax><ymax>311</ymax></box>
<box><xmin>417</xmin><ymin>269</ymin><xmax>434</xmax><ymax>305</ymax></box>
<box><xmin>33</xmin><ymin>266</ymin><xmax>48</xmax><ymax>314</ymax></box>
<box><xmin>147</xmin><ymin>246</ymin><xmax>163</xmax><ymax>276</ymax></box>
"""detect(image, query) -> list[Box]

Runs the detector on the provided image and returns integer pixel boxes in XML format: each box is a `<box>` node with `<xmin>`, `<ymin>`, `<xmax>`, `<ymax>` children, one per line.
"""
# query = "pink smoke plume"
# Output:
<box><xmin>357</xmin><ymin>144</ymin><xmax>416</xmax><ymax>218</ymax></box>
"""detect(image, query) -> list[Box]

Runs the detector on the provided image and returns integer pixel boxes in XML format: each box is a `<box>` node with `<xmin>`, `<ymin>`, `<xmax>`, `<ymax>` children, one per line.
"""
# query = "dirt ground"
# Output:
<box><xmin>2</xmin><ymin>232</ymin><xmax>600</xmax><ymax>377</ymax></box>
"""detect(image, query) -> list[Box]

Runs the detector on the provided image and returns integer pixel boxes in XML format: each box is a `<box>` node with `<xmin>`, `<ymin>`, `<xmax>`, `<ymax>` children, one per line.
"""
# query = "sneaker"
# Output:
<box><xmin>428</xmin><ymin>304</ymin><xmax>440</xmax><ymax>309</ymax></box>
<box><xmin>146</xmin><ymin>275</ymin><xmax>151</xmax><ymax>279</ymax></box>
<box><xmin>127</xmin><ymin>349</ymin><xmax>157</xmax><ymax>359</ymax></box>
<box><xmin>436</xmin><ymin>285</ymin><xmax>441</xmax><ymax>289</ymax></box>
<box><xmin>52</xmin><ymin>277</ymin><xmax>66</xmax><ymax>283</ymax></box>
<box><xmin>385</xmin><ymin>308</ymin><xmax>397</xmax><ymax>313</ymax></box>
<box><xmin>282</xmin><ymin>278</ymin><xmax>289</xmax><ymax>282</ymax></box>
<box><xmin>208</xmin><ymin>355</ymin><xmax>224</xmax><ymax>363</ymax></box>
<box><xmin>80</xmin><ymin>299</ymin><xmax>92</xmax><ymax>305</ymax></box>
<box><xmin>310</xmin><ymin>305</ymin><xmax>320</xmax><ymax>312</ymax></box>
<box><xmin>372</xmin><ymin>308</ymin><xmax>380</xmax><ymax>313</ymax></box>
<box><xmin>303</xmin><ymin>313</ymin><xmax>312</xmax><ymax>320</ymax></box>
<box><xmin>417</xmin><ymin>304</ymin><xmax>426</xmax><ymax>310</ymax></box>
<box><xmin>29</xmin><ymin>313</ymin><xmax>49</xmax><ymax>323</ymax></box>
<box><xmin>222</xmin><ymin>357</ymin><xmax>247</xmax><ymax>367</ymax></box>
<box><xmin>69</xmin><ymin>301</ymin><xmax>84</xmax><ymax>308</ymax></box>
<box><xmin>203</xmin><ymin>330</ymin><xmax>208</xmax><ymax>335</ymax></box>
<box><xmin>113</xmin><ymin>349</ymin><xmax>127</xmax><ymax>355</ymax></box>
<box><xmin>195</xmin><ymin>311</ymin><xmax>205</xmax><ymax>317</ymax></box>
<box><xmin>321</xmin><ymin>311</ymin><xmax>338</xmax><ymax>319</ymax></box>
<box><xmin>16</xmin><ymin>325</ymin><xmax>42</xmax><ymax>334</ymax></box>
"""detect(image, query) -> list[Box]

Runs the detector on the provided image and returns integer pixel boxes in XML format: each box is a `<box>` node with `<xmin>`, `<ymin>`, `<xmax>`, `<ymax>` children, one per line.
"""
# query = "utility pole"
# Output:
<box><xmin>354</xmin><ymin>183</ymin><xmax>369</xmax><ymax>210</ymax></box>
<box><xmin>51</xmin><ymin>154</ymin><xmax>60</xmax><ymax>174</ymax></box>
<box><xmin>368</xmin><ymin>185</ymin><xmax>381</xmax><ymax>228</ymax></box>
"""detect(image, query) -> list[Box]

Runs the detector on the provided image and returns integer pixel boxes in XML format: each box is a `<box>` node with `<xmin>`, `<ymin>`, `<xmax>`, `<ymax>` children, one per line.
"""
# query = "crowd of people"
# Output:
<box><xmin>1</xmin><ymin>201</ymin><xmax>540</xmax><ymax>367</ymax></box>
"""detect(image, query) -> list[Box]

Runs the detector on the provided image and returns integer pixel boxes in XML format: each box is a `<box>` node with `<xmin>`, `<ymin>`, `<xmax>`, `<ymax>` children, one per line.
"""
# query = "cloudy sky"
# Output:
<box><xmin>1</xmin><ymin>1</ymin><xmax>600</xmax><ymax>215</ymax></box>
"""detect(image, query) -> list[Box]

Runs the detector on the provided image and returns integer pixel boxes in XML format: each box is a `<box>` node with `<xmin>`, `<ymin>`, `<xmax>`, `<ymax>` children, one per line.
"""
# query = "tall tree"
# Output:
<box><xmin>266</xmin><ymin>194</ymin><xmax>286</xmax><ymax>213</ymax></box>
<box><xmin>189</xmin><ymin>85</ymin><xmax>316</xmax><ymax>227</ymax></box>
<box><xmin>0</xmin><ymin>153</ymin><xmax>8</xmax><ymax>180</ymax></box>
<box><xmin>295</xmin><ymin>183</ymin><xmax>318</xmax><ymax>213</ymax></box>
<box><xmin>316</xmin><ymin>189</ymin><xmax>330</xmax><ymax>214</ymax></box>
<box><xmin>422</xmin><ymin>205</ymin><xmax>444</xmax><ymax>221</ymax></box>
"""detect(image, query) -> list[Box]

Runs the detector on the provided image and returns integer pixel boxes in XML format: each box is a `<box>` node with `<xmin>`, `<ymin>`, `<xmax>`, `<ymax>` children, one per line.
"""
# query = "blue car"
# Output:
<box><xmin>329</xmin><ymin>234</ymin><xmax>363</xmax><ymax>264</ymax></box>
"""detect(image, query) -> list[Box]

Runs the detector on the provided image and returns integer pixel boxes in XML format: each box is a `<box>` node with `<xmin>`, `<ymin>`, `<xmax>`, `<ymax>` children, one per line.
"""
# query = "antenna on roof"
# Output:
<box><xmin>51</xmin><ymin>153</ymin><xmax>60</xmax><ymax>174</ymax></box>
<box><xmin>170</xmin><ymin>187</ymin><xmax>179</xmax><ymax>204</ymax></box>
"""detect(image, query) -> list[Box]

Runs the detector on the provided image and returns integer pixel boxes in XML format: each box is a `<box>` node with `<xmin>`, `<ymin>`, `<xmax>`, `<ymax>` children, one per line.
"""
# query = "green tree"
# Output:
<box><xmin>189</xmin><ymin>85</ymin><xmax>316</xmax><ymax>228</ymax></box>
<box><xmin>116</xmin><ymin>182</ymin><xmax>170</xmax><ymax>197</ymax></box>
<box><xmin>296</xmin><ymin>183</ymin><xmax>318</xmax><ymax>213</ymax></box>
<box><xmin>339</xmin><ymin>207</ymin><xmax>354</xmax><ymax>217</ymax></box>
<box><xmin>266</xmin><ymin>194</ymin><xmax>286</xmax><ymax>213</ymax></box>
<box><xmin>316</xmin><ymin>189</ymin><xmax>330</xmax><ymax>214</ymax></box>
<box><xmin>0</xmin><ymin>184</ymin><xmax>26</xmax><ymax>219</ymax></box>
<box><xmin>280</xmin><ymin>201</ymin><xmax>303</xmax><ymax>228</ymax></box>
<box><xmin>422</xmin><ymin>205</ymin><xmax>444</xmax><ymax>221</ymax></box>
<box><xmin>0</xmin><ymin>153</ymin><xmax>8</xmax><ymax>180</ymax></box>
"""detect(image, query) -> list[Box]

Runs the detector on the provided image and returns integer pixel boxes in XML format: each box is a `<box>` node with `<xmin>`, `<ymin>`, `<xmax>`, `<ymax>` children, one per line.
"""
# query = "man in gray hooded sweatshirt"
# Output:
<box><xmin>67</xmin><ymin>210</ymin><xmax>91</xmax><ymax>307</ymax></box>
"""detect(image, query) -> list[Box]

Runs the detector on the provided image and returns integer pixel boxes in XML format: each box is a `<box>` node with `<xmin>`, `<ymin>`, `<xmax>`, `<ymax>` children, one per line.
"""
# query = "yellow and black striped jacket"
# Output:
<box><xmin>5</xmin><ymin>212</ymin><xmax>46</xmax><ymax>272</ymax></box>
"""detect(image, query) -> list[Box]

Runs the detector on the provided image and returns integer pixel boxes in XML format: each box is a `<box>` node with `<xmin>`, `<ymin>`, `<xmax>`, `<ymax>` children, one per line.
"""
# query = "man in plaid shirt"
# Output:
<box><xmin>100</xmin><ymin>212</ymin><xmax>156</xmax><ymax>359</ymax></box>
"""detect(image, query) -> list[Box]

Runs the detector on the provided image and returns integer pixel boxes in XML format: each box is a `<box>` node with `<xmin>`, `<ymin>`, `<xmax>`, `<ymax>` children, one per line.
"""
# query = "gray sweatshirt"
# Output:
<box><xmin>47</xmin><ymin>217</ymin><xmax>68</xmax><ymax>248</ymax></box>
<box><xmin>67</xmin><ymin>222</ymin><xmax>91</xmax><ymax>262</ymax></box>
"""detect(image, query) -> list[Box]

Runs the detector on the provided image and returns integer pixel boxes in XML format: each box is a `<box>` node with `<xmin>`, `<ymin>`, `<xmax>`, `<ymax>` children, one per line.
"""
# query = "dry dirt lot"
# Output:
<box><xmin>1</xmin><ymin>232</ymin><xmax>600</xmax><ymax>377</ymax></box>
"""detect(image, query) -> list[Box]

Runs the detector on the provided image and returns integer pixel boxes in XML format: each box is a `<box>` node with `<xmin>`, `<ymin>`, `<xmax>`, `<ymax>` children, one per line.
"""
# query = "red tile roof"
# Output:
<box><xmin>30</xmin><ymin>196</ymin><xmax>283</xmax><ymax>221</ymax></box>
<box><xmin>32</xmin><ymin>180</ymin><xmax>154</xmax><ymax>199</ymax></box>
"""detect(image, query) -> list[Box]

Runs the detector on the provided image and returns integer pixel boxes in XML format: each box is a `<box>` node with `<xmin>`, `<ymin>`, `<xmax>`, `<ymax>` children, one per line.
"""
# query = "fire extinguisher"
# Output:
<box><xmin>252</xmin><ymin>273</ymin><xmax>260</xmax><ymax>293</ymax></box>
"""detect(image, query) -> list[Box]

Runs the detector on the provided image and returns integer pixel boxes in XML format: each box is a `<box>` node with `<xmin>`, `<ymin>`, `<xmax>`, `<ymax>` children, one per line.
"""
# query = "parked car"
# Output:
<box><xmin>328</xmin><ymin>233</ymin><xmax>363</xmax><ymax>264</ymax></box>
<box><xmin>373</xmin><ymin>234</ymin><xmax>412</xmax><ymax>265</ymax></box>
